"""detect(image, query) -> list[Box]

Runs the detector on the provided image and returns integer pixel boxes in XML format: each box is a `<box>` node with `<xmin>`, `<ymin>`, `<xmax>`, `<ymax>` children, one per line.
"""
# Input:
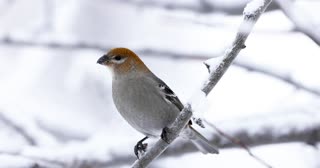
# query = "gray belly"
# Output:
<box><xmin>112</xmin><ymin>77</ymin><xmax>180</xmax><ymax>137</ymax></box>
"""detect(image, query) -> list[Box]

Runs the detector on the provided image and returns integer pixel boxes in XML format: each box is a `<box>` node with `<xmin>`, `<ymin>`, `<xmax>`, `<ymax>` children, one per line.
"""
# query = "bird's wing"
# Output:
<box><xmin>153</xmin><ymin>76</ymin><xmax>192</xmax><ymax>125</ymax></box>
<box><xmin>156</xmin><ymin>79</ymin><xmax>184</xmax><ymax>111</ymax></box>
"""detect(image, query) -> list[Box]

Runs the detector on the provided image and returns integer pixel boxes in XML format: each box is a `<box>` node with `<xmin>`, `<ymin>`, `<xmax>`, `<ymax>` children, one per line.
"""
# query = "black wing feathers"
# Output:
<box><xmin>158</xmin><ymin>81</ymin><xmax>184</xmax><ymax>111</ymax></box>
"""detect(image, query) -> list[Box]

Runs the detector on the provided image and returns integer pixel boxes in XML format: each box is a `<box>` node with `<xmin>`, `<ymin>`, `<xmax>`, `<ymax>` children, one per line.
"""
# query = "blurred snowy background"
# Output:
<box><xmin>0</xmin><ymin>0</ymin><xmax>319</xmax><ymax>167</ymax></box>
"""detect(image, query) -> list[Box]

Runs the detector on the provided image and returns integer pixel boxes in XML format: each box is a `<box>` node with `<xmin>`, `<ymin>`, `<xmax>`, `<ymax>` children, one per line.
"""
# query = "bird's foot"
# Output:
<box><xmin>134</xmin><ymin>136</ymin><xmax>148</xmax><ymax>159</ymax></box>
<box><xmin>161</xmin><ymin>127</ymin><xmax>170</xmax><ymax>144</ymax></box>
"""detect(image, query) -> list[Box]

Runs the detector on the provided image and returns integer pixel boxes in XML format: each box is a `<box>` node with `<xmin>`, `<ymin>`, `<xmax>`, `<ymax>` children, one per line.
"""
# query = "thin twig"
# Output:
<box><xmin>132</xmin><ymin>0</ymin><xmax>273</xmax><ymax>167</ymax></box>
<box><xmin>0</xmin><ymin>111</ymin><xmax>36</xmax><ymax>145</ymax></box>
<box><xmin>234</xmin><ymin>61</ymin><xmax>320</xmax><ymax>96</ymax></box>
<box><xmin>0</xmin><ymin>111</ymin><xmax>58</xmax><ymax>146</ymax></box>
<box><xmin>114</xmin><ymin>0</ymin><xmax>279</xmax><ymax>15</ymax></box>
<box><xmin>204</xmin><ymin>120</ymin><xmax>273</xmax><ymax>168</ymax></box>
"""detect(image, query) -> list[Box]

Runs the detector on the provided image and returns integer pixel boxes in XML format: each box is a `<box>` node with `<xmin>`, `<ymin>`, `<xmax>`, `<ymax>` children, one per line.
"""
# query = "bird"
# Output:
<box><xmin>97</xmin><ymin>48</ymin><xmax>219</xmax><ymax>157</ymax></box>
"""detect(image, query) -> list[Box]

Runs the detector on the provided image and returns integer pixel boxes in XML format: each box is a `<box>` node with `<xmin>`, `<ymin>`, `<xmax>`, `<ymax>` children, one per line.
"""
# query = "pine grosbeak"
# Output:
<box><xmin>97</xmin><ymin>48</ymin><xmax>218</xmax><ymax>157</ymax></box>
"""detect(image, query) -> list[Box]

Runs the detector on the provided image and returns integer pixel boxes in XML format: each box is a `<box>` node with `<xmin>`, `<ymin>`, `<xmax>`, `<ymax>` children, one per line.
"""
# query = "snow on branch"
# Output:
<box><xmin>132</xmin><ymin>0</ymin><xmax>272</xmax><ymax>167</ymax></box>
<box><xmin>202</xmin><ymin>0</ymin><xmax>271</xmax><ymax>94</ymax></box>
<box><xmin>275</xmin><ymin>0</ymin><xmax>320</xmax><ymax>46</ymax></box>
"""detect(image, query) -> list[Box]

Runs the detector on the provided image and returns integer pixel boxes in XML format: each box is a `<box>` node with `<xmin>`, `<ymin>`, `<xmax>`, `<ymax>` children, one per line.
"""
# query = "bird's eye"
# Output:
<box><xmin>114</xmin><ymin>55</ymin><xmax>122</xmax><ymax>61</ymax></box>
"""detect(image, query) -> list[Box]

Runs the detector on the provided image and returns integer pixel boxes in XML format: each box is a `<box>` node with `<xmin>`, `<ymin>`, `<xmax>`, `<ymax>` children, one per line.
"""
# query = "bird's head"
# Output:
<box><xmin>97</xmin><ymin>48</ymin><xmax>150</xmax><ymax>77</ymax></box>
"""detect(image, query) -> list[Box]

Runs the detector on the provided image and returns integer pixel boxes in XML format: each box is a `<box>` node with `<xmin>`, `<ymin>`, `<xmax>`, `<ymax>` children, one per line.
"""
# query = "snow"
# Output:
<box><xmin>243</xmin><ymin>0</ymin><xmax>265</xmax><ymax>15</ymax></box>
<box><xmin>0</xmin><ymin>155</ymin><xmax>36</xmax><ymax>168</ymax></box>
<box><xmin>238</xmin><ymin>20</ymin><xmax>255</xmax><ymax>34</ymax></box>
<box><xmin>0</xmin><ymin>0</ymin><xmax>320</xmax><ymax>167</ymax></box>
<box><xmin>204</xmin><ymin>55</ymin><xmax>225</xmax><ymax>73</ymax></box>
<box><xmin>188</xmin><ymin>90</ymin><xmax>207</xmax><ymax>121</ymax></box>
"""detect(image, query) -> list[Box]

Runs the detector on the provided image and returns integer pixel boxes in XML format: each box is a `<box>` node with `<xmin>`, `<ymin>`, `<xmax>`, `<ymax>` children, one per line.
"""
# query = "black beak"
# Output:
<box><xmin>97</xmin><ymin>55</ymin><xmax>109</xmax><ymax>65</ymax></box>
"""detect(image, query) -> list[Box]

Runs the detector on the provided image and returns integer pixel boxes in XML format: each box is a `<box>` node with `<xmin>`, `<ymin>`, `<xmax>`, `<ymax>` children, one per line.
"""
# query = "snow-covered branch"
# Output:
<box><xmin>0</xmin><ymin>0</ymin><xmax>319</xmax><ymax>167</ymax></box>
<box><xmin>132</xmin><ymin>0</ymin><xmax>273</xmax><ymax>167</ymax></box>
<box><xmin>275</xmin><ymin>0</ymin><xmax>320</xmax><ymax>46</ymax></box>
<box><xmin>202</xmin><ymin>0</ymin><xmax>272</xmax><ymax>94</ymax></box>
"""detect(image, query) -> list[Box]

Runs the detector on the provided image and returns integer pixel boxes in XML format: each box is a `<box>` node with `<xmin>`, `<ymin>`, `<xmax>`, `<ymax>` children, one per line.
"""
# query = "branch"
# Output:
<box><xmin>0</xmin><ymin>111</ymin><xmax>58</xmax><ymax>146</ymax></box>
<box><xmin>0</xmin><ymin>37</ymin><xmax>107</xmax><ymax>51</ymax></box>
<box><xmin>132</xmin><ymin>0</ymin><xmax>273</xmax><ymax>167</ymax></box>
<box><xmin>0</xmin><ymin>111</ymin><xmax>36</xmax><ymax>146</ymax></box>
<box><xmin>114</xmin><ymin>0</ymin><xmax>279</xmax><ymax>15</ymax></box>
<box><xmin>207</xmin><ymin>122</ymin><xmax>273</xmax><ymax>168</ymax></box>
<box><xmin>160</xmin><ymin>110</ymin><xmax>320</xmax><ymax>159</ymax></box>
<box><xmin>275</xmin><ymin>0</ymin><xmax>320</xmax><ymax>46</ymax></box>
<box><xmin>1</xmin><ymin>37</ymin><xmax>319</xmax><ymax>98</ymax></box>
<box><xmin>140</xmin><ymin>50</ymin><xmax>320</xmax><ymax>97</ymax></box>
<box><xmin>233</xmin><ymin>61</ymin><xmax>320</xmax><ymax>96</ymax></box>
<box><xmin>208</xmin><ymin>110</ymin><xmax>320</xmax><ymax>148</ymax></box>
<box><xmin>104</xmin><ymin>110</ymin><xmax>320</xmax><ymax>167</ymax></box>
<box><xmin>6</xmin><ymin>110</ymin><xmax>318</xmax><ymax>168</ymax></box>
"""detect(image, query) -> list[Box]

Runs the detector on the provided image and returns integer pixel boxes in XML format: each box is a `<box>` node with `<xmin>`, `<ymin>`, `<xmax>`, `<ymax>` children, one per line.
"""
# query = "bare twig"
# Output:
<box><xmin>0</xmin><ymin>37</ymin><xmax>107</xmax><ymax>51</ymax></box>
<box><xmin>164</xmin><ymin>110</ymin><xmax>320</xmax><ymax>153</ymax></box>
<box><xmin>10</xmin><ymin>110</ymin><xmax>317</xmax><ymax>168</ymax></box>
<box><xmin>275</xmin><ymin>0</ymin><xmax>320</xmax><ymax>46</ymax></box>
<box><xmin>0</xmin><ymin>111</ymin><xmax>36</xmax><ymax>145</ymax></box>
<box><xmin>101</xmin><ymin>110</ymin><xmax>320</xmax><ymax>167</ymax></box>
<box><xmin>205</xmin><ymin>121</ymin><xmax>273</xmax><ymax>168</ymax></box>
<box><xmin>0</xmin><ymin>107</ymin><xmax>318</xmax><ymax>168</ymax></box>
<box><xmin>234</xmin><ymin>61</ymin><xmax>320</xmax><ymax>96</ymax></box>
<box><xmin>132</xmin><ymin>0</ymin><xmax>273</xmax><ymax>167</ymax></box>
<box><xmin>0</xmin><ymin>111</ymin><xmax>58</xmax><ymax>146</ymax></box>
<box><xmin>114</xmin><ymin>0</ymin><xmax>279</xmax><ymax>15</ymax></box>
<box><xmin>0</xmin><ymin>37</ymin><xmax>319</xmax><ymax>98</ymax></box>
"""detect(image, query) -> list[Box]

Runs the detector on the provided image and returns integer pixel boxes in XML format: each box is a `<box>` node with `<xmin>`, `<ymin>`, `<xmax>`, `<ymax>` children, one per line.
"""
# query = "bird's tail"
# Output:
<box><xmin>182</xmin><ymin>125</ymin><xmax>219</xmax><ymax>154</ymax></box>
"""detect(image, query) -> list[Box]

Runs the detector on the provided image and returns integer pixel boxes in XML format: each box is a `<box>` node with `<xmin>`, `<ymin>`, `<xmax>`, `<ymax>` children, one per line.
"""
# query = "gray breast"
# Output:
<box><xmin>112</xmin><ymin>75</ymin><xmax>180</xmax><ymax>137</ymax></box>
